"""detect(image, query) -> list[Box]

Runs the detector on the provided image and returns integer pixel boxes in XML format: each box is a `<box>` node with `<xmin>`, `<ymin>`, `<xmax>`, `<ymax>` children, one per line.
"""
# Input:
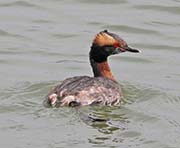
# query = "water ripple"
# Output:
<box><xmin>103</xmin><ymin>24</ymin><xmax>161</xmax><ymax>35</ymax></box>
<box><xmin>52</xmin><ymin>33</ymin><xmax>78</xmax><ymax>39</ymax></box>
<box><xmin>75</xmin><ymin>0</ymin><xmax>127</xmax><ymax>4</ymax></box>
<box><xmin>121</xmin><ymin>82</ymin><xmax>162</xmax><ymax>104</ymax></box>
<box><xmin>133</xmin><ymin>5</ymin><xmax>180</xmax><ymax>15</ymax></box>
<box><xmin>146</xmin><ymin>21</ymin><xmax>180</xmax><ymax>27</ymax></box>
<box><xmin>134</xmin><ymin>43</ymin><xmax>180</xmax><ymax>51</ymax></box>
<box><xmin>0</xmin><ymin>29</ymin><xmax>26</xmax><ymax>38</ymax></box>
<box><xmin>114</xmin><ymin>56</ymin><xmax>153</xmax><ymax>64</ymax></box>
<box><xmin>56</xmin><ymin>59</ymin><xmax>86</xmax><ymax>64</ymax></box>
<box><xmin>0</xmin><ymin>1</ymin><xmax>41</xmax><ymax>8</ymax></box>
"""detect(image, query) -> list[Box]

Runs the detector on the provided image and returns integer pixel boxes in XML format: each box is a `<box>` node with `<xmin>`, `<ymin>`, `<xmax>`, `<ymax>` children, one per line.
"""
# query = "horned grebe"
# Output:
<box><xmin>45</xmin><ymin>30</ymin><xmax>140</xmax><ymax>107</ymax></box>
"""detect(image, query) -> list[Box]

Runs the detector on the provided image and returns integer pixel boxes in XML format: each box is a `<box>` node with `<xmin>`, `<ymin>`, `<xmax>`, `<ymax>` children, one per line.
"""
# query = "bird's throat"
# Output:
<box><xmin>90</xmin><ymin>59</ymin><xmax>115</xmax><ymax>81</ymax></box>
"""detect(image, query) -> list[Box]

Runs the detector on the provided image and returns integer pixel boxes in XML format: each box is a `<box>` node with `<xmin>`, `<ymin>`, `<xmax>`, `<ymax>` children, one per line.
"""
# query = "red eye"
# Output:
<box><xmin>113</xmin><ymin>42</ymin><xmax>120</xmax><ymax>48</ymax></box>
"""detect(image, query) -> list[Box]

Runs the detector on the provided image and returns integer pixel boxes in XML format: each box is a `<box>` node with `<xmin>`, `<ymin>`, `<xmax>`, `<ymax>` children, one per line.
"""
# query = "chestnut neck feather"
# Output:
<box><xmin>90</xmin><ymin>59</ymin><xmax>115</xmax><ymax>81</ymax></box>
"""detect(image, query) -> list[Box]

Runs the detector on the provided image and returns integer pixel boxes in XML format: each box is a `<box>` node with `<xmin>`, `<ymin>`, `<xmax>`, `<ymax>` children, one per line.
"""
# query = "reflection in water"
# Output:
<box><xmin>78</xmin><ymin>106</ymin><xmax>126</xmax><ymax>133</ymax></box>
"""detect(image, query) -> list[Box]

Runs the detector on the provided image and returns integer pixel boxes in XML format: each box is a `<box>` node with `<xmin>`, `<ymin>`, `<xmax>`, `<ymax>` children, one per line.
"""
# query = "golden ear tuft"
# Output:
<box><xmin>93</xmin><ymin>32</ymin><xmax>116</xmax><ymax>46</ymax></box>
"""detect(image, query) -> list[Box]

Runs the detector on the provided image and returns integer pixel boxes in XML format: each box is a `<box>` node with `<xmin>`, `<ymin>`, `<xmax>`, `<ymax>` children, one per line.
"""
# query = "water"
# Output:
<box><xmin>0</xmin><ymin>0</ymin><xmax>180</xmax><ymax>147</ymax></box>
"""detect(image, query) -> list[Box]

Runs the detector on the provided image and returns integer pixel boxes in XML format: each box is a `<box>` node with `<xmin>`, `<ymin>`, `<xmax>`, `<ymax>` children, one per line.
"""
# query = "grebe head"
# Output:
<box><xmin>90</xmin><ymin>30</ymin><xmax>140</xmax><ymax>63</ymax></box>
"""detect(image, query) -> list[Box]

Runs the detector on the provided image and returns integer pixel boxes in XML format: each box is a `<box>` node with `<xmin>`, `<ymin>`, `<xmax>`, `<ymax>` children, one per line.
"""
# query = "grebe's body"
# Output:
<box><xmin>47</xmin><ymin>76</ymin><xmax>121</xmax><ymax>107</ymax></box>
<box><xmin>45</xmin><ymin>30</ymin><xmax>140</xmax><ymax>107</ymax></box>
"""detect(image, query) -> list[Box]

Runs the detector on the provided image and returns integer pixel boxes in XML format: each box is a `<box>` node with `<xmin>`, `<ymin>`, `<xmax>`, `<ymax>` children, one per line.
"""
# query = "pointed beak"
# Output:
<box><xmin>114</xmin><ymin>46</ymin><xmax>141</xmax><ymax>54</ymax></box>
<box><xmin>125</xmin><ymin>46</ymin><xmax>141</xmax><ymax>53</ymax></box>
<box><xmin>116</xmin><ymin>46</ymin><xmax>141</xmax><ymax>53</ymax></box>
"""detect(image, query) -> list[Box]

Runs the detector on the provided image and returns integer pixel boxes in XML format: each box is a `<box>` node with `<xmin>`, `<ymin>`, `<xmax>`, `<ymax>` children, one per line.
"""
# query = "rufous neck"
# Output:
<box><xmin>90</xmin><ymin>59</ymin><xmax>115</xmax><ymax>81</ymax></box>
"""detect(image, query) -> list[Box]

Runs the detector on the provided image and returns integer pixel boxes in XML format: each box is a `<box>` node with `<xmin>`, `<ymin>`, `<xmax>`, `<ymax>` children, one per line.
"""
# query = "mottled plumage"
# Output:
<box><xmin>46</xmin><ymin>76</ymin><xmax>122</xmax><ymax>107</ymax></box>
